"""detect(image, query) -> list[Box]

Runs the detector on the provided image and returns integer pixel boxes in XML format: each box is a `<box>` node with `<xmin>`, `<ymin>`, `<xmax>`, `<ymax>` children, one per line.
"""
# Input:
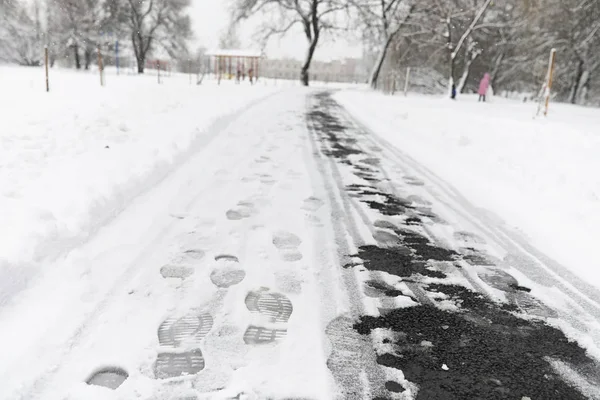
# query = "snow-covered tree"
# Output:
<box><xmin>51</xmin><ymin>0</ymin><xmax>105</xmax><ymax>69</ymax></box>
<box><xmin>549</xmin><ymin>0</ymin><xmax>600</xmax><ymax>104</ymax></box>
<box><xmin>219</xmin><ymin>24</ymin><xmax>242</xmax><ymax>49</ymax></box>
<box><xmin>104</xmin><ymin>0</ymin><xmax>192</xmax><ymax>73</ymax></box>
<box><xmin>350</xmin><ymin>0</ymin><xmax>417</xmax><ymax>88</ymax></box>
<box><xmin>0</xmin><ymin>0</ymin><xmax>45</xmax><ymax>66</ymax></box>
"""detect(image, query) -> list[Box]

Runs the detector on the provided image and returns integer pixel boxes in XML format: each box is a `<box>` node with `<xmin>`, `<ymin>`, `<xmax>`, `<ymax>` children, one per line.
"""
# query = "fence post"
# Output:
<box><xmin>404</xmin><ymin>67</ymin><xmax>411</xmax><ymax>96</ymax></box>
<box><xmin>544</xmin><ymin>49</ymin><xmax>557</xmax><ymax>117</ymax></box>
<box><xmin>44</xmin><ymin>46</ymin><xmax>50</xmax><ymax>92</ymax></box>
<box><xmin>157</xmin><ymin>60</ymin><xmax>161</xmax><ymax>84</ymax></box>
<box><xmin>97</xmin><ymin>44</ymin><xmax>104</xmax><ymax>87</ymax></box>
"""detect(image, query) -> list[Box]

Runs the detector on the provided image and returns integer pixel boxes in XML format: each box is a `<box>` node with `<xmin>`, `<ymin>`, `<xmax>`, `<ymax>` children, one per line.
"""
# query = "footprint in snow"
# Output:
<box><xmin>160</xmin><ymin>249</ymin><xmax>205</xmax><ymax>280</ymax></box>
<box><xmin>372</xmin><ymin>230</ymin><xmax>408</xmax><ymax>250</ymax></box>
<box><xmin>302</xmin><ymin>196</ymin><xmax>325</xmax><ymax>228</ymax></box>
<box><xmin>259</xmin><ymin>173</ymin><xmax>276</xmax><ymax>185</ymax></box>
<box><xmin>404</xmin><ymin>176</ymin><xmax>426</xmax><ymax>186</ymax></box>
<box><xmin>244</xmin><ymin>288</ymin><xmax>293</xmax><ymax>345</ymax></box>
<box><xmin>160</xmin><ymin>265</ymin><xmax>195</xmax><ymax>280</ymax></box>
<box><xmin>226</xmin><ymin>201</ymin><xmax>257</xmax><ymax>221</ymax></box>
<box><xmin>407</xmin><ymin>195</ymin><xmax>432</xmax><ymax>206</ymax></box>
<box><xmin>302</xmin><ymin>196</ymin><xmax>324</xmax><ymax>212</ymax></box>
<box><xmin>154</xmin><ymin>312</ymin><xmax>214</xmax><ymax>379</ymax></box>
<box><xmin>272</xmin><ymin>231</ymin><xmax>303</xmax><ymax>261</ymax></box>
<box><xmin>158</xmin><ymin>313</ymin><xmax>213</xmax><ymax>348</ymax></box>
<box><xmin>453</xmin><ymin>231</ymin><xmax>487</xmax><ymax>245</ymax></box>
<box><xmin>373</xmin><ymin>220</ymin><xmax>398</xmax><ymax>230</ymax></box>
<box><xmin>155</xmin><ymin>350</ymin><xmax>205</xmax><ymax>379</ymax></box>
<box><xmin>256</xmin><ymin>155</ymin><xmax>271</xmax><ymax>164</ymax></box>
<box><xmin>210</xmin><ymin>254</ymin><xmax>246</xmax><ymax>288</ymax></box>
<box><xmin>86</xmin><ymin>367</ymin><xmax>128</xmax><ymax>390</ymax></box>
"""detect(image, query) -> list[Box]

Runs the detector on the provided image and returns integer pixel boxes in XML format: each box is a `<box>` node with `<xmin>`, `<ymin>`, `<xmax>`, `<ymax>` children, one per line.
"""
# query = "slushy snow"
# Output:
<box><xmin>335</xmin><ymin>90</ymin><xmax>600</xmax><ymax>291</ymax></box>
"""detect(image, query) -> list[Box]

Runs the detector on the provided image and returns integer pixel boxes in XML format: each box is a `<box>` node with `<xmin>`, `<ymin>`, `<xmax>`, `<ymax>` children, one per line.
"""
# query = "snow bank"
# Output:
<box><xmin>0</xmin><ymin>66</ymin><xmax>277</xmax><ymax>283</ymax></box>
<box><xmin>334</xmin><ymin>90</ymin><xmax>600</xmax><ymax>290</ymax></box>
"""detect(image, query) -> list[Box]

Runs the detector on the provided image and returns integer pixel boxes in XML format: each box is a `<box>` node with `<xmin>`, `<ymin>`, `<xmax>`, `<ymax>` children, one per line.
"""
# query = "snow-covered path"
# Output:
<box><xmin>0</xmin><ymin>89</ymin><xmax>599</xmax><ymax>400</ymax></box>
<box><xmin>0</xmin><ymin>89</ymin><xmax>350</xmax><ymax>400</ymax></box>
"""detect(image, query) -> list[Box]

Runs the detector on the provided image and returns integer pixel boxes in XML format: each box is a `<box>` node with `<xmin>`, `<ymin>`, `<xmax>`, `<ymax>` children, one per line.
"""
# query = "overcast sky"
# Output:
<box><xmin>190</xmin><ymin>0</ymin><xmax>363</xmax><ymax>61</ymax></box>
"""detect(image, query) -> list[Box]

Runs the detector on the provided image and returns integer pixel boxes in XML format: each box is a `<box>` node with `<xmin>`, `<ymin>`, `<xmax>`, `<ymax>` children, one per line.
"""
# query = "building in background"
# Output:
<box><xmin>261</xmin><ymin>57</ymin><xmax>368</xmax><ymax>83</ymax></box>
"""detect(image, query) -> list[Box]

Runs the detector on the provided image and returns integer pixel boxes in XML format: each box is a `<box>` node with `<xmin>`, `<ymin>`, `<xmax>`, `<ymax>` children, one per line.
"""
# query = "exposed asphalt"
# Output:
<box><xmin>307</xmin><ymin>91</ymin><xmax>599</xmax><ymax>400</ymax></box>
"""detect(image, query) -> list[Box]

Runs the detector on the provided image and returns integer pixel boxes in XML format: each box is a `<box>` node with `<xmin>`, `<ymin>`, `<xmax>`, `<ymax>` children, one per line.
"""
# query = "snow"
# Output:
<box><xmin>0</xmin><ymin>65</ymin><xmax>278</xmax><ymax>306</ymax></box>
<box><xmin>0</xmin><ymin>84</ymin><xmax>349</xmax><ymax>400</ymax></box>
<box><xmin>2</xmin><ymin>64</ymin><xmax>598</xmax><ymax>398</ymax></box>
<box><xmin>334</xmin><ymin>90</ymin><xmax>600</xmax><ymax>293</ymax></box>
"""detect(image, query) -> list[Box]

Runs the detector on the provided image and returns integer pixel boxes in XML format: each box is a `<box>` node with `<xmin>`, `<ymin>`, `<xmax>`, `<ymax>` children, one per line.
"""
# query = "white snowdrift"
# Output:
<box><xmin>0</xmin><ymin>66</ymin><xmax>277</xmax><ymax>289</ymax></box>
<box><xmin>335</xmin><ymin>90</ymin><xmax>600</xmax><ymax>290</ymax></box>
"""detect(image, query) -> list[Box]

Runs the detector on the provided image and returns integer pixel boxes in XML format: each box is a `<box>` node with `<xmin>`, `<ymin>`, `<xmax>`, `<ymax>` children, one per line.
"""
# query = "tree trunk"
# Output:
<box><xmin>457</xmin><ymin>46</ymin><xmax>479</xmax><ymax>93</ymax></box>
<box><xmin>369</xmin><ymin>36</ymin><xmax>392</xmax><ymax>89</ymax></box>
<box><xmin>449</xmin><ymin>55</ymin><xmax>457</xmax><ymax>99</ymax></box>
<box><xmin>576</xmin><ymin>70</ymin><xmax>590</xmax><ymax>105</ymax></box>
<box><xmin>446</xmin><ymin>17</ymin><xmax>456</xmax><ymax>99</ymax></box>
<box><xmin>74</xmin><ymin>43</ymin><xmax>81</xmax><ymax>69</ymax></box>
<box><xmin>84</xmin><ymin>48</ymin><xmax>92</xmax><ymax>70</ymax></box>
<box><xmin>568</xmin><ymin>60</ymin><xmax>584</xmax><ymax>104</ymax></box>
<box><xmin>490</xmin><ymin>52</ymin><xmax>504</xmax><ymax>89</ymax></box>
<box><xmin>301</xmin><ymin>36</ymin><xmax>319</xmax><ymax>86</ymax></box>
<box><xmin>132</xmin><ymin>33</ymin><xmax>146</xmax><ymax>74</ymax></box>
<box><xmin>137</xmin><ymin>56</ymin><xmax>145</xmax><ymax>73</ymax></box>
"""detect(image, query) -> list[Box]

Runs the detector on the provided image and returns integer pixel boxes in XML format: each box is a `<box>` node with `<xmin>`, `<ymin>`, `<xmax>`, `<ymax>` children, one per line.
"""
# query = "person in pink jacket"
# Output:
<box><xmin>478</xmin><ymin>73</ymin><xmax>491</xmax><ymax>102</ymax></box>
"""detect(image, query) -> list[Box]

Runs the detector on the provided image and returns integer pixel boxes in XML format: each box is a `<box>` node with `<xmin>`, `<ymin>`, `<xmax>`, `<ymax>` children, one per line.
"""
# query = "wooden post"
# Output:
<box><xmin>157</xmin><ymin>60</ymin><xmax>161</xmax><ymax>84</ymax></box>
<box><xmin>544</xmin><ymin>48</ymin><xmax>557</xmax><ymax>117</ymax></box>
<box><xmin>44</xmin><ymin>46</ymin><xmax>49</xmax><ymax>92</ymax></box>
<box><xmin>214</xmin><ymin>56</ymin><xmax>218</xmax><ymax>80</ymax></box>
<box><xmin>404</xmin><ymin>67</ymin><xmax>411</xmax><ymax>96</ymax></box>
<box><xmin>255</xmin><ymin>57</ymin><xmax>260</xmax><ymax>82</ymax></box>
<box><xmin>97</xmin><ymin>44</ymin><xmax>104</xmax><ymax>87</ymax></box>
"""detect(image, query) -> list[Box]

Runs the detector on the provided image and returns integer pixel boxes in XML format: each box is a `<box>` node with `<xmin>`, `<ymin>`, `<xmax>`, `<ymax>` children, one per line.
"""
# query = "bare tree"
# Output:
<box><xmin>553</xmin><ymin>0</ymin><xmax>600</xmax><ymax>104</ymax></box>
<box><xmin>361</xmin><ymin>0</ymin><xmax>600</xmax><ymax>103</ymax></box>
<box><xmin>220</xmin><ymin>24</ymin><xmax>242</xmax><ymax>49</ymax></box>
<box><xmin>403</xmin><ymin>0</ymin><xmax>493</xmax><ymax>98</ymax></box>
<box><xmin>0</xmin><ymin>0</ymin><xmax>44</xmax><ymax>66</ymax></box>
<box><xmin>105</xmin><ymin>0</ymin><xmax>192</xmax><ymax>73</ymax></box>
<box><xmin>51</xmin><ymin>0</ymin><xmax>104</xmax><ymax>69</ymax></box>
<box><xmin>234</xmin><ymin>0</ymin><xmax>348</xmax><ymax>86</ymax></box>
<box><xmin>351</xmin><ymin>0</ymin><xmax>417</xmax><ymax>88</ymax></box>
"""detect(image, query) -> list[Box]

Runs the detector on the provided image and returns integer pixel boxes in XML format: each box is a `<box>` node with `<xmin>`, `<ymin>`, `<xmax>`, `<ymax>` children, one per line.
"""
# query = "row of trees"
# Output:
<box><xmin>3</xmin><ymin>0</ymin><xmax>599</xmax><ymax>101</ymax></box>
<box><xmin>372</xmin><ymin>0</ymin><xmax>600</xmax><ymax>103</ymax></box>
<box><xmin>0</xmin><ymin>0</ymin><xmax>192</xmax><ymax>73</ymax></box>
<box><xmin>233</xmin><ymin>0</ymin><xmax>600</xmax><ymax>103</ymax></box>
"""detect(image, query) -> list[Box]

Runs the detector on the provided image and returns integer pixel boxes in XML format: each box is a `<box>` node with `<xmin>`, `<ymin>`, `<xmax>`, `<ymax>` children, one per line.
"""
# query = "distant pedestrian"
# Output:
<box><xmin>248</xmin><ymin>68</ymin><xmax>254</xmax><ymax>85</ymax></box>
<box><xmin>478</xmin><ymin>73</ymin><xmax>491</xmax><ymax>102</ymax></box>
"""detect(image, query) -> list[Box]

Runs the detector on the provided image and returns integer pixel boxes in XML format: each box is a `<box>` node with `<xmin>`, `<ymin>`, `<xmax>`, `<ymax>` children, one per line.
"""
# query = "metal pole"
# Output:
<box><xmin>404</xmin><ymin>67</ymin><xmax>411</xmax><ymax>96</ymax></box>
<box><xmin>45</xmin><ymin>46</ymin><xmax>49</xmax><ymax>92</ymax></box>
